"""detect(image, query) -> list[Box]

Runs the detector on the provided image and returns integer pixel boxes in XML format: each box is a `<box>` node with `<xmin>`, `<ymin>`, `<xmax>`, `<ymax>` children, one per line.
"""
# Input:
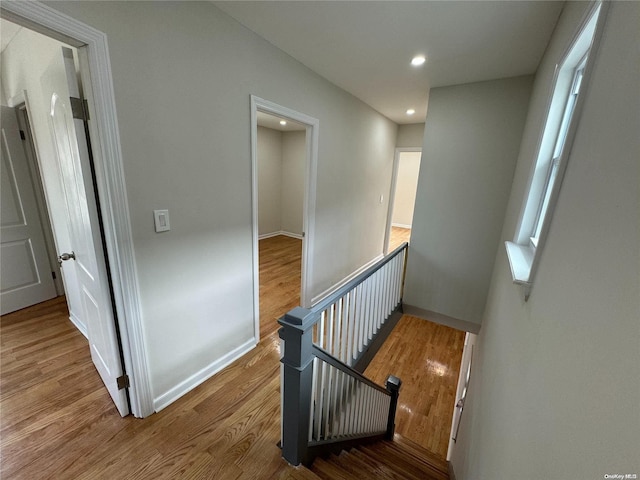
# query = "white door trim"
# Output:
<box><xmin>383</xmin><ymin>147</ymin><xmax>421</xmax><ymax>255</ymax></box>
<box><xmin>0</xmin><ymin>1</ymin><xmax>153</xmax><ymax>417</ymax></box>
<box><xmin>250</xmin><ymin>95</ymin><xmax>318</xmax><ymax>338</ymax></box>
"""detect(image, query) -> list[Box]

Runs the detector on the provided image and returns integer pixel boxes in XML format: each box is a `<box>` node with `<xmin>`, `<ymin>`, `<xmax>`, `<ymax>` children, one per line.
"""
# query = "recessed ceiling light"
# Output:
<box><xmin>411</xmin><ymin>55</ymin><xmax>426</xmax><ymax>67</ymax></box>
<box><xmin>406</xmin><ymin>109</ymin><xmax>416</xmax><ymax>115</ymax></box>
<box><xmin>279</xmin><ymin>120</ymin><xmax>287</xmax><ymax>126</ymax></box>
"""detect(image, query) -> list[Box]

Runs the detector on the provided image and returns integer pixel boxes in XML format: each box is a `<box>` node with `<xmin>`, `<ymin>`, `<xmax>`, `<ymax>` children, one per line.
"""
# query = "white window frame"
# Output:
<box><xmin>505</xmin><ymin>2</ymin><xmax>608</xmax><ymax>300</ymax></box>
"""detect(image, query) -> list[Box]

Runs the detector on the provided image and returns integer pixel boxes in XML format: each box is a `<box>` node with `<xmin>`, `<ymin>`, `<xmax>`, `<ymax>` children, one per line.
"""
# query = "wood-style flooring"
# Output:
<box><xmin>258</xmin><ymin>227</ymin><xmax>410</xmax><ymax>339</ymax></box>
<box><xmin>1</xmin><ymin>297</ymin><xmax>313</xmax><ymax>479</ymax></box>
<box><xmin>365</xmin><ymin>315</ymin><xmax>465</xmax><ymax>459</ymax></box>
<box><xmin>388</xmin><ymin>226</ymin><xmax>411</xmax><ymax>251</ymax></box>
<box><xmin>1</xmin><ymin>231</ymin><xmax>460</xmax><ymax>478</ymax></box>
<box><xmin>259</xmin><ymin>235</ymin><xmax>302</xmax><ymax>339</ymax></box>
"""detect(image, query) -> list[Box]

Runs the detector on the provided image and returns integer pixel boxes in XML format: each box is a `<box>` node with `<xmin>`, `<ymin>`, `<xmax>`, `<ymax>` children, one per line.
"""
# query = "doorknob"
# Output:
<box><xmin>57</xmin><ymin>251</ymin><xmax>76</xmax><ymax>266</ymax></box>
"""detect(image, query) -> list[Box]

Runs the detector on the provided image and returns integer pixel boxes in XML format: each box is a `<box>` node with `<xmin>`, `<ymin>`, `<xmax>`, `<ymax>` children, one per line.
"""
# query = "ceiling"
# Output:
<box><xmin>257</xmin><ymin>111</ymin><xmax>306</xmax><ymax>132</ymax></box>
<box><xmin>215</xmin><ymin>1</ymin><xmax>564</xmax><ymax>124</ymax></box>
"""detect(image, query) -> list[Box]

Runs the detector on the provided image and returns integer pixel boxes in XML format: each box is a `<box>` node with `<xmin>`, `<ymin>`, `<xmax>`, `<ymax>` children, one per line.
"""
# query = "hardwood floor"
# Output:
<box><xmin>365</xmin><ymin>315</ymin><xmax>465</xmax><ymax>459</ymax></box>
<box><xmin>1</xmin><ymin>297</ymin><xmax>313</xmax><ymax>479</ymax></box>
<box><xmin>1</xmin><ymin>234</ymin><xmax>459</xmax><ymax>478</ymax></box>
<box><xmin>388</xmin><ymin>226</ymin><xmax>411</xmax><ymax>251</ymax></box>
<box><xmin>259</xmin><ymin>228</ymin><xmax>410</xmax><ymax>339</ymax></box>
<box><xmin>259</xmin><ymin>235</ymin><xmax>302</xmax><ymax>339</ymax></box>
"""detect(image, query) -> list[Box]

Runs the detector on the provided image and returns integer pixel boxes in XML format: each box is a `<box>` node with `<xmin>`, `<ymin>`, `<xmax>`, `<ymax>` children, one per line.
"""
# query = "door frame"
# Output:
<box><xmin>1</xmin><ymin>1</ymin><xmax>153</xmax><ymax>417</ymax></box>
<box><xmin>250</xmin><ymin>95</ymin><xmax>318</xmax><ymax>337</ymax></box>
<box><xmin>383</xmin><ymin>147</ymin><xmax>422</xmax><ymax>255</ymax></box>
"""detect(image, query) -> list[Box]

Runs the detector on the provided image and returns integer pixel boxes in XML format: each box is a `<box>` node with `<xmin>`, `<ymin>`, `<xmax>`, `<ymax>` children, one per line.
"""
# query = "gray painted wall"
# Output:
<box><xmin>43</xmin><ymin>1</ymin><xmax>397</xmax><ymax>403</ymax></box>
<box><xmin>281</xmin><ymin>130</ymin><xmax>305</xmax><ymax>236</ymax></box>
<box><xmin>396</xmin><ymin>123</ymin><xmax>424</xmax><ymax>148</ymax></box>
<box><xmin>450</xmin><ymin>2</ymin><xmax>640</xmax><ymax>478</ymax></box>
<box><xmin>257</xmin><ymin>126</ymin><xmax>304</xmax><ymax>237</ymax></box>
<box><xmin>404</xmin><ymin>75</ymin><xmax>533</xmax><ymax>328</ymax></box>
<box><xmin>257</xmin><ymin>126</ymin><xmax>282</xmax><ymax>236</ymax></box>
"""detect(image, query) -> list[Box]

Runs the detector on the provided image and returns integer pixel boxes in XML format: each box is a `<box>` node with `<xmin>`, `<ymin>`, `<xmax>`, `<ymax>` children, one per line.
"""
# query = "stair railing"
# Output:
<box><xmin>311</xmin><ymin>242</ymin><xmax>408</xmax><ymax>371</ymax></box>
<box><xmin>279</xmin><ymin>243</ymin><xmax>408</xmax><ymax>466</ymax></box>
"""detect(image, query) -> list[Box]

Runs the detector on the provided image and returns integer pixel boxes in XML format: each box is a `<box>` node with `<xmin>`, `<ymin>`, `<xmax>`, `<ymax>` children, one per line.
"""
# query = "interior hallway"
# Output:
<box><xmin>1</xmin><ymin>225</ymin><xmax>459</xmax><ymax>477</ymax></box>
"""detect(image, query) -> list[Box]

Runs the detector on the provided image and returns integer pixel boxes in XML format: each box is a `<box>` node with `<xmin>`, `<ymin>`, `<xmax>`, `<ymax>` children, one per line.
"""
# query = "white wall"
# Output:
<box><xmin>404</xmin><ymin>75</ymin><xmax>533</xmax><ymax>330</ymax></box>
<box><xmin>257</xmin><ymin>126</ymin><xmax>282</xmax><ymax>236</ymax></box>
<box><xmin>1</xmin><ymin>27</ymin><xmax>85</xmax><ymax>332</ymax></box>
<box><xmin>451</xmin><ymin>2</ymin><xmax>640</xmax><ymax>478</ymax></box>
<box><xmin>281</xmin><ymin>130</ymin><xmax>305</xmax><ymax>236</ymax></box>
<box><xmin>396</xmin><ymin>123</ymin><xmax>425</xmax><ymax>148</ymax></box>
<box><xmin>391</xmin><ymin>151</ymin><xmax>420</xmax><ymax>227</ymax></box>
<box><xmin>40</xmin><ymin>1</ymin><xmax>397</xmax><ymax>403</ymax></box>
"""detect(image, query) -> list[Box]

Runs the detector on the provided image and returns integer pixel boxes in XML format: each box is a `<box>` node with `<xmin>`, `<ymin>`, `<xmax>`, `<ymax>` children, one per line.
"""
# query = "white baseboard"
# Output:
<box><xmin>69</xmin><ymin>313</ymin><xmax>88</xmax><ymax>339</ymax></box>
<box><xmin>153</xmin><ymin>338</ymin><xmax>256</xmax><ymax>412</ymax></box>
<box><xmin>311</xmin><ymin>254</ymin><xmax>384</xmax><ymax>306</ymax></box>
<box><xmin>391</xmin><ymin>223</ymin><xmax>412</xmax><ymax>229</ymax></box>
<box><xmin>259</xmin><ymin>230</ymin><xmax>303</xmax><ymax>240</ymax></box>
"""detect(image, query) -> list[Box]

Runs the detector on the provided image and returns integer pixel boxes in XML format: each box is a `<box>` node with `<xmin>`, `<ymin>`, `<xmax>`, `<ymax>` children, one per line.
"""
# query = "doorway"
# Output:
<box><xmin>1</xmin><ymin>18</ymin><xmax>130</xmax><ymax>414</ymax></box>
<box><xmin>0</xmin><ymin>3</ymin><xmax>151</xmax><ymax>417</ymax></box>
<box><xmin>255</xmin><ymin>111</ymin><xmax>305</xmax><ymax>339</ymax></box>
<box><xmin>384</xmin><ymin>148</ymin><xmax>422</xmax><ymax>254</ymax></box>
<box><xmin>250</xmin><ymin>96</ymin><xmax>318</xmax><ymax>340</ymax></box>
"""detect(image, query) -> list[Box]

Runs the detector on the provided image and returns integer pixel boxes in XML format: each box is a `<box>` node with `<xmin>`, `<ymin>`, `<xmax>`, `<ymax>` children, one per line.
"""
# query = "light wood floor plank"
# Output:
<box><xmin>1</xmin><ymin>230</ymin><xmax>460</xmax><ymax>478</ymax></box>
<box><xmin>365</xmin><ymin>315</ymin><xmax>465</xmax><ymax>459</ymax></box>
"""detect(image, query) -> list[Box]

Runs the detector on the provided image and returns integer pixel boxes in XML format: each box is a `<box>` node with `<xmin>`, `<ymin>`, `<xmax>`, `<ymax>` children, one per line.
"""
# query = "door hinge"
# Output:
<box><xmin>51</xmin><ymin>271</ymin><xmax>57</xmax><ymax>280</ymax></box>
<box><xmin>117</xmin><ymin>375</ymin><xmax>130</xmax><ymax>390</ymax></box>
<box><xmin>20</xmin><ymin>130</ymin><xmax>26</xmax><ymax>140</ymax></box>
<box><xmin>70</xmin><ymin>97</ymin><xmax>90</xmax><ymax>121</ymax></box>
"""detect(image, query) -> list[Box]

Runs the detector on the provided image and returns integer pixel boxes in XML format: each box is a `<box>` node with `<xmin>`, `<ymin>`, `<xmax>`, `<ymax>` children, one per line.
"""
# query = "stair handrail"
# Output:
<box><xmin>310</xmin><ymin>242</ymin><xmax>409</xmax><ymax>370</ymax></box>
<box><xmin>279</xmin><ymin>243</ymin><xmax>408</xmax><ymax>466</ymax></box>
<box><xmin>311</xmin><ymin>242</ymin><xmax>409</xmax><ymax>314</ymax></box>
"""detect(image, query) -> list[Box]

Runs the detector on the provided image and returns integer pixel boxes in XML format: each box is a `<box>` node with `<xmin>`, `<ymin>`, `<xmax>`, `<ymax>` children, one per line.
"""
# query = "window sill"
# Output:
<box><xmin>505</xmin><ymin>241</ymin><xmax>533</xmax><ymax>287</ymax></box>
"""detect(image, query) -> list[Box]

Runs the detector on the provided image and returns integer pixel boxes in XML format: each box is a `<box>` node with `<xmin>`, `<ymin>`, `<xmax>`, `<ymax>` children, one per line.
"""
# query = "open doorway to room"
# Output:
<box><xmin>256</xmin><ymin>112</ymin><xmax>305</xmax><ymax>338</ymax></box>
<box><xmin>384</xmin><ymin>148</ymin><xmax>422</xmax><ymax>253</ymax></box>
<box><xmin>0</xmin><ymin>9</ymin><xmax>144</xmax><ymax>418</ymax></box>
<box><xmin>250</xmin><ymin>97</ymin><xmax>318</xmax><ymax>340</ymax></box>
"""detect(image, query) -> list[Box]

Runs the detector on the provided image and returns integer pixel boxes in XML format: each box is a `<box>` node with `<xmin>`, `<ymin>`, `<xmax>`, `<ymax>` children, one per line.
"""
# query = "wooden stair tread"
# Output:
<box><xmin>277</xmin><ymin>465</ymin><xmax>324</xmax><ymax>480</ymax></box>
<box><xmin>310</xmin><ymin>439</ymin><xmax>449</xmax><ymax>480</ymax></box>
<box><xmin>359</xmin><ymin>444</ymin><xmax>448</xmax><ymax>480</ymax></box>
<box><xmin>338</xmin><ymin>449</ymin><xmax>397</xmax><ymax>480</ymax></box>
<box><xmin>393</xmin><ymin>434</ymin><xmax>449</xmax><ymax>469</ymax></box>
<box><xmin>312</xmin><ymin>456</ymin><xmax>357</xmax><ymax>480</ymax></box>
<box><xmin>371</xmin><ymin>440</ymin><xmax>449</xmax><ymax>475</ymax></box>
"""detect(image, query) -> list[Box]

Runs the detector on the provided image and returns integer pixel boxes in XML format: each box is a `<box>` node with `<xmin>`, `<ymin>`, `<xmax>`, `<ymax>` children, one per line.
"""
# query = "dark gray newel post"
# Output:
<box><xmin>385</xmin><ymin>375</ymin><xmax>402</xmax><ymax>440</ymax></box>
<box><xmin>278</xmin><ymin>306</ymin><xmax>316</xmax><ymax>466</ymax></box>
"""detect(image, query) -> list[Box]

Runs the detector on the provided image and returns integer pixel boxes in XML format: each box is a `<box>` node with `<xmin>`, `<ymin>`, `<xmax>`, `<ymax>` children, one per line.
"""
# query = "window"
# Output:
<box><xmin>505</xmin><ymin>3</ymin><xmax>605</xmax><ymax>298</ymax></box>
<box><xmin>530</xmin><ymin>55</ymin><xmax>586</xmax><ymax>249</ymax></box>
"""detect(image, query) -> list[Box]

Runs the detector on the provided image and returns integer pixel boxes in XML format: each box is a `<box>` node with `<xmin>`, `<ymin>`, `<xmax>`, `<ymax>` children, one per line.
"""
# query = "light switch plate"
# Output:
<box><xmin>153</xmin><ymin>209</ymin><xmax>170</xmax><ymax>232</ymax></box>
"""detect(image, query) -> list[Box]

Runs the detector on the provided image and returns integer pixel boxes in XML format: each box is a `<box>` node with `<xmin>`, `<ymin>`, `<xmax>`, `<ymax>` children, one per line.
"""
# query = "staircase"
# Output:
<box><xmin>278</xmin><ymin>242</ymin><xmax>451</xmax><ymax>479</ymax></box>
<box><xmin>310</xmin><ymin>435</ymin><xmax>449</xmax><ymax>480</ymax></box>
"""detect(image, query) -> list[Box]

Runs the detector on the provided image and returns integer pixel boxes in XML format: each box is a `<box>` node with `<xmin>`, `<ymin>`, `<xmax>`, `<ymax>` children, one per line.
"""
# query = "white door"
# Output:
<box><xmin>0</xmin><ymin>106</ymin><xmax>57</xmax><ymax>314</ymax></box>
<box><xmin>42</xmin><ymin>47</ymin><xmax>129</xmax><ymax>416</ymax></box>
